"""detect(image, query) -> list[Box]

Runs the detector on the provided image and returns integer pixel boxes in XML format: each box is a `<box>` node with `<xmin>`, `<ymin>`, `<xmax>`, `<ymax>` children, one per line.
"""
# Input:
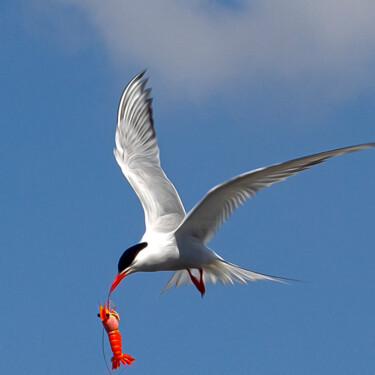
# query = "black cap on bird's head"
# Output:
<box><xmin>109</xmin><ymin>242</ymin><xmax>148</xmax><ymax>294</ymax></box>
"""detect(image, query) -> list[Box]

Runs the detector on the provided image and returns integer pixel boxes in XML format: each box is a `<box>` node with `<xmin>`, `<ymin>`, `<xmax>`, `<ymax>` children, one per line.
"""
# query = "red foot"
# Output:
<box><xmin>187</xmin><ymin>268</ymin><xmax>205</xmax><ymax>297</ymax></box>
<box><xmin>111</xmin><ymin>353</ymin><xmax>135</xmax><ymax>369</ymax></box>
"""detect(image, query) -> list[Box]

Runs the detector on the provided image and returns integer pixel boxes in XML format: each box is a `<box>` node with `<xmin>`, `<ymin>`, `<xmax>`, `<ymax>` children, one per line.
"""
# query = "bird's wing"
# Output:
<box><xmin>114</xmin><ymin>72</ymin><xmax>185</xmax><ymax>233</ymax></box>
<box><xmin>176</xmin><ymin>143</ymin><xmax>374</xmax><ymax>243</ymax></box>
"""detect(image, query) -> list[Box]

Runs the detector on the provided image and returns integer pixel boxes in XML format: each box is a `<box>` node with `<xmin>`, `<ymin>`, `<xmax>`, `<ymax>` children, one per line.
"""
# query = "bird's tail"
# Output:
<box><xmin>160</xmin><ymin>259</ymin><xmax>289</xmax><ymax>295</ymax></box>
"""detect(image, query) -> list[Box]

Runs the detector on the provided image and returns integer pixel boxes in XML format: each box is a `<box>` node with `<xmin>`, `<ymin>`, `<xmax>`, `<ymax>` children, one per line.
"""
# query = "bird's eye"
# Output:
<box><xmin>97</xmin><ymin>313</ymin><xmax>100</xmax><ymax>317</ymax></box>
<box><xmin>106</xmin><ymin>313</ymin><xmax>110</xmax><ymax>317</ymax></box>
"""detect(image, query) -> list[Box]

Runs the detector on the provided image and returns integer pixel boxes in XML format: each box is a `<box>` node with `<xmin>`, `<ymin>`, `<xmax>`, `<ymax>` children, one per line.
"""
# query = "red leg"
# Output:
<box><xmin>187</xmin><ymin>268</ymin><xmax>205</xmax><ymax>297</ymax></box>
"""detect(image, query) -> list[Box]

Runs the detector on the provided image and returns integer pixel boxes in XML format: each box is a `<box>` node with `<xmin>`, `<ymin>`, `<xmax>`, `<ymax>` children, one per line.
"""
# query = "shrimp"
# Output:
<box><xmin>98</xmin><ymin>302</ymin><xmax>135</xmax><ymax>369</ymax></box>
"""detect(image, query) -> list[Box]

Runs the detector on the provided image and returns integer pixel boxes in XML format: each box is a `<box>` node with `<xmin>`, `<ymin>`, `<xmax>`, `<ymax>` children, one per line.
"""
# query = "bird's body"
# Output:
<box><xmin>108</xmin><ymin>71</ymin><xmax>374</xmax><ymax>297</ymax></box>
<box><xmin>135</xmin><ymin>232</ymin><xmax>216</xmax><ymax>273</ymax></box>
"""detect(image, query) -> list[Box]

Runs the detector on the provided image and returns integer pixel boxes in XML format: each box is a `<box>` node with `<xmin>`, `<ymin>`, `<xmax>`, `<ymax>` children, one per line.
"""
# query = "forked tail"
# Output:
<box><xmin>160</xmin><ymin>259</ymin><xmax>290</xmax><ymax>295</ymax></box>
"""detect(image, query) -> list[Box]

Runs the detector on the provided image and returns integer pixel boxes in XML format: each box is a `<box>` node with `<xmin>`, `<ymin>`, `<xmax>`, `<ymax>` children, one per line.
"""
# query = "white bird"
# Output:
<box><xmin>109</xmin><ymin>71</ymin><xmax>374</xmax><ymax>297</ymax></box>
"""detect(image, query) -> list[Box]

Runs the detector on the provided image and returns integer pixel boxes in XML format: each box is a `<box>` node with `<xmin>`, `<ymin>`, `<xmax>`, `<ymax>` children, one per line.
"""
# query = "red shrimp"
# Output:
<box><xmin>98</xmin><ymin>302</ymin><xmax>135</xmax><ymax>369</ymax></box>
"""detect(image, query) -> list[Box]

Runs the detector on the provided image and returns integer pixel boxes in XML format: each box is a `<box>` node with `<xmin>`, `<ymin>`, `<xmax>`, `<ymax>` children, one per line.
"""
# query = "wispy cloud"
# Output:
<box><xmin>41</xmin><ymin>1</ymin><xmax>375</xmax><ymax>102</ymax></box>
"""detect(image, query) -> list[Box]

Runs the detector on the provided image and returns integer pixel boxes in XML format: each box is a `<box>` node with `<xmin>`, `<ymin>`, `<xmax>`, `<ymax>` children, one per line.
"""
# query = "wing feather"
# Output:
<box><xmin>176</xmin><ymin>143</ymin><xmax>375</xmax><ymax>243</ymax></box>
<box><xmin>114</xmin><ymin>72</ymin><xmax>185</xmax><ymax>233</ymax></box>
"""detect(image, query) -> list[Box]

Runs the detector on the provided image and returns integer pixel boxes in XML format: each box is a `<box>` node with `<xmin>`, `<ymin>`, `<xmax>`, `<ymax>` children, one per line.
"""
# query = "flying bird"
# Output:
<box><xmin>109</xmin><ymin>71</ymin><xmax>374</xmax><ymax>297</ymax></box>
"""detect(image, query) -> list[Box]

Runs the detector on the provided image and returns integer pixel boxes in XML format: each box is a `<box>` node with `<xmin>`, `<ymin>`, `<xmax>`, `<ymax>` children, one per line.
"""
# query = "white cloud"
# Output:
<box><xmin>45</xmin><ymin>1</ymin><xmax>375</xmax><ymax>101</ymax></box>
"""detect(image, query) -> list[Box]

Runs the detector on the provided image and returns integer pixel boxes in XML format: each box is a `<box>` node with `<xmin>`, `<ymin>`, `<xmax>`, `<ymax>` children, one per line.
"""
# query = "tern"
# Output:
<box><xmin>109</xmin><ymin>71</ymin><xmax>374</xmax><ymax>297</ymax></box>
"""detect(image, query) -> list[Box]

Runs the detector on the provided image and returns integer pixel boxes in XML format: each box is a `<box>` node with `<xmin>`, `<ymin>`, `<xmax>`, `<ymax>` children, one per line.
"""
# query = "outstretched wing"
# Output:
<box><xmin>114</xmin><ymin>72</ymin><xmax>185</xmax><ymax>233</ymax></box>
<box><xmin>176</xmin><ymin>143</ymin><xmax>375</xmax><ymax>243</ymax></box>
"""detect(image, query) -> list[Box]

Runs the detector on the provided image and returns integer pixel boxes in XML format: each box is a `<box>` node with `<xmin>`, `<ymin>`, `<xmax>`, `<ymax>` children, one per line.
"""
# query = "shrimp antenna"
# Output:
<box><xmin>102</xmin><ymin>327</ymin><xmax>113</xmax><ymax>375</ymax></box>
<box><xmin>106</xmin><ymin>291</ymin><xmax>111</xmax><ymax>307</ymax></box>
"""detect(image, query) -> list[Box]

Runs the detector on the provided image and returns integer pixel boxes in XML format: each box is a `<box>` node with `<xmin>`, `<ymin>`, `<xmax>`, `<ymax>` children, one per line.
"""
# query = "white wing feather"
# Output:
<box><xmin>176</xmin><ymin>143</ymin><xmax>375</xmax><ymax>243</ymax></box>
<box><xmin>114</xmin><ymin>72</ymin><xmax>185</xmax><ymax>233</ymax></box>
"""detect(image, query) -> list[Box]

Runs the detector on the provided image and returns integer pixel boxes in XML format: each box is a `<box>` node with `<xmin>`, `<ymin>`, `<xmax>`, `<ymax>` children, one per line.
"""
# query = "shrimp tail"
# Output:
<box><xmin>111</xmin><ymin>353</ymin><xmax>135</xmax><ymax>369</ymax></box>
<box><xmin>108</xmin><ymin>330</ymin><xmax>135</xmax><ymax>369</ymax></box>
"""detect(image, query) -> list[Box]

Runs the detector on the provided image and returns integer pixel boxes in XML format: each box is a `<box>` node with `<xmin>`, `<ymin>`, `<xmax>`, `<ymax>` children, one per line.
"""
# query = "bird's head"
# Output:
<box><xmin>109</xmin><ymin>242</ymin><xmax>148</xmax><ymax>294</ymax></box>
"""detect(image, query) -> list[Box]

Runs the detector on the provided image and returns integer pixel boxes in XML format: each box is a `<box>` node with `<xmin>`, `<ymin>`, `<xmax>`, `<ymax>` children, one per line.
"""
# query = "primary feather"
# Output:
<box><xmin>114</xmin><ymin>72</ymin><xmax>185</xmax><ymax>233</ymax></box>
<box><xmin>176</xmin><ymin>143</ymin><xmax>375</xmax><ymax>243</ymax></box>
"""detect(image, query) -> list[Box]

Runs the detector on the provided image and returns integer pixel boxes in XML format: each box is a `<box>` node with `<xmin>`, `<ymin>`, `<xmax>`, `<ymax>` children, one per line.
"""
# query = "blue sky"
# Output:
<box><xmin>1</xmin><ymin>1</ymin><xmax>375</xmax><ymax>374</ymax></box>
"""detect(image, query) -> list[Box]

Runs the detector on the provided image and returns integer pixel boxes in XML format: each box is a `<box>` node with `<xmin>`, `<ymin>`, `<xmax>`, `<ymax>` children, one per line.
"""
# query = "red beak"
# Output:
<box><xmin>109</xmin><ymin>272</ymin><xmax>127</xmax><ymax>294</ymax></box>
